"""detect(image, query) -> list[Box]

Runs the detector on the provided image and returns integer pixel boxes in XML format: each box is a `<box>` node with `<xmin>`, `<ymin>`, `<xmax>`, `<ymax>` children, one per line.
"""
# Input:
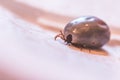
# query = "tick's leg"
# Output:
<box><xmin>60</xmin><ymin>31</ymin><xmax>66</xmax><ymax>41</ymax></box>
<box><xmin>55</xmin><ymin>31</ymin><xmax>65</xmax><ymax>40</ymax></box>
<box><xmin>54</xmin><ymin>30</ymin><xmax>66</xmax><ymax>42</ymax></box>
<box><xmin>60</xmin><ymin>31</ymin><xmax>63</xmax><ymax>35</ymax></box>
<box><xmin>54</xmin><ymin>34</ymin><xmax>61</xmax><ymax>40</ymax></box>
<box><xmin>83</xmin><ymin>44</ymin><xmax>91</xmax><ymax>52</ymax></box>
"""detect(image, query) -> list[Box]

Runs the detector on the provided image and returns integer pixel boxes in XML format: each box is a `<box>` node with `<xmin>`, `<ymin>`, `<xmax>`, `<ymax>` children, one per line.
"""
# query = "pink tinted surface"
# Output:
<box><xmin>0</xmin><ymin>0</ymin><xmax>120</xmax><ymax>80</ymax></box>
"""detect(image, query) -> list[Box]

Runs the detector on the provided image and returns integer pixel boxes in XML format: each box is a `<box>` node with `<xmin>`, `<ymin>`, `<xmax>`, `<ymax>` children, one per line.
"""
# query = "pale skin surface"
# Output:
<box><xmin>0</xmin><ymin>0</ymin><xmax>120</xmax><ymax>80</ymax></box>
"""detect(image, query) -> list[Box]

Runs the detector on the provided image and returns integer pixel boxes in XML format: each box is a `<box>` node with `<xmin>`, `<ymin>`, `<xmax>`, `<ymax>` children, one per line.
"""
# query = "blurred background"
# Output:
<box><xmin>0</xmin><ymin>0</ymin><xmax>120</xmax><ymax>80</ymax></box>
<box><xmin>17</xmin><ymin>0</ymin><xmax>120</xmax><ymax>26</ymax></box>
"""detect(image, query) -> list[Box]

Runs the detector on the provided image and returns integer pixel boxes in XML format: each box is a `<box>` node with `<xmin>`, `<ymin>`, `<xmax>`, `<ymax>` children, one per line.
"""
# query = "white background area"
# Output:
<box><xmin>0</xmin><ymin>0</ymin><xmax>120</xmax><ymax>80</ymax></box>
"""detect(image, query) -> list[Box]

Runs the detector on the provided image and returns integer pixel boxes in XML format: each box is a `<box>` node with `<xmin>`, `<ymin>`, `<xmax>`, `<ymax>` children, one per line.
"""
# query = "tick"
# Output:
<box><xmin>55</xmin><ymin>16</ymin><xmax>110</xmax><ymax>49</ymax></box>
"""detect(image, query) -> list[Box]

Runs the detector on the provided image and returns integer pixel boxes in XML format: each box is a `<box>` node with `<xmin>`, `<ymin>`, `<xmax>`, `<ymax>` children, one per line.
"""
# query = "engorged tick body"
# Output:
<box><xmin>55</xmin><ymin>16</ymin><xmax>110</xmax><ymax>49</ymax></box>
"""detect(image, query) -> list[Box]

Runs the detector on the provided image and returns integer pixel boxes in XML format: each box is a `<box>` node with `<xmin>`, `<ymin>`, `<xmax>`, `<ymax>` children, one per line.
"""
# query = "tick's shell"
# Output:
<box><xmin>64</xmin><ymin>16</ymin><xmax>110</xmax><ymax>48</ymax></box>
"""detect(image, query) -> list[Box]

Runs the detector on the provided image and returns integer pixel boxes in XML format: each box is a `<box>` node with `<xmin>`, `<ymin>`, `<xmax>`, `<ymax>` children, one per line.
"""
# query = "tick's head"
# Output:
<box><xmin>65</xmin><ymin>34</ymin><xmax>72</xmax><ymax>44</ymax></box>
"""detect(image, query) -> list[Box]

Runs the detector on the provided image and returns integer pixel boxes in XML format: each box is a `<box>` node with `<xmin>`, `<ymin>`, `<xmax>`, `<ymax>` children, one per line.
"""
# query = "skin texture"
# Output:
<box><xmin>64</xmin><ymin>16</ymin><xmax>110</xmax><ymax>48</ymax></box>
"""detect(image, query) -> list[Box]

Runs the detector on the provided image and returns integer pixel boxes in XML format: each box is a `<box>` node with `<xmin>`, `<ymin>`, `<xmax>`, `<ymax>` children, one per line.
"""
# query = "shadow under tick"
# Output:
<box><xmin>68</xmin><ymin>45</ymin><xmax>109</xmax><ymax>56</ymax></box>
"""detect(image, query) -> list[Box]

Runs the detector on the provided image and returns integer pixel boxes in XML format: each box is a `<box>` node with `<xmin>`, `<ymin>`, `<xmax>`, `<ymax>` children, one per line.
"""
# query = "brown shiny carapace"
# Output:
<box><xmin>55</xmin><ymin>16</ymin><xmax>110</xmax><ymax>49</ymax></box>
